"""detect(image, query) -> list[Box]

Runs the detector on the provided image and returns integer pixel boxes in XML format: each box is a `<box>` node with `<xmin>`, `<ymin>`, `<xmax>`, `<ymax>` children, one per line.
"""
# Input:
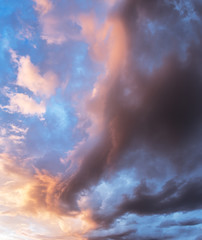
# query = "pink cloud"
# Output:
<box><xmin>33</xmin><ymin>1</ymin><xmax>81</xmax><ymax>45</ymax></box>
<box><xmin>33</xmin><ymin>0</ymin><xmax>53</xmax><ymax>15</ymax></box>
<box><xmin>78</xmin><ymin>12</ymin><xmax>111</xmax><ymax>62</ymax></box>
<box><xmin>16</xmin><ymin>55</ymin><xmax>58</xmax><ymax>98</ymax></box>
<box><xmin>40</xmin><ymin>15</ymin><xmax>69</xmax><ymax>44</ymax></box>
<box><xmin>2</xmin><ymin>92</ymin><xmax>46</xmax><ymax>117</ymax></box>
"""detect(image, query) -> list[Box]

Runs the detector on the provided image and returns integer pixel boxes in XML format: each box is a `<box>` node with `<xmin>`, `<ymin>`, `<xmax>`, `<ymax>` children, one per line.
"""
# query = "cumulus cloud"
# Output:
<box><xmin>1</xmin><ymin>50</ymin><xmax>58</xmax><ymax>119</ymax></box>
<box><xmin>15</xmin><ymin>55</ymin><xmax>58</xmax><ymax>98</ymax></box>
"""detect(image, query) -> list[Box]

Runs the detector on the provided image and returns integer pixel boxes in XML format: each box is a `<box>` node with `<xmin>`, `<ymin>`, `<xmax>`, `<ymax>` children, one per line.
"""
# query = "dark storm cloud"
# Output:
<box><xmin>59</xmin><ymin>0</ymin><xmax>202</xmax><ymax>215</ymax></box>
<box><xmin>89</xmin><ymin>178</ymin><xmax>202</xmax><ymax>228</ymax></box>
<box><xmin>88</xmin><ymin>230</ymin><xmax>135</xmax><ymax>240</ymax></box>
<box><xmin>137</xmin><ymin>237</ymin><xmax>173</xmax><ymax>240</ymax></box>
<box><xmin>117</xmin><ymin>178</ymin><xmax>202</xmax><ymax>216</ymax></box>
<box><xmin>104</xmin><ymin>53</ymin><xmax>202</xmax><ymax>154</ymax></box>
<box><xmin>88</xmin><ymin>231</ymin><xmax>173</xmax><ymax>240</ymax></box>
<box><xmin>60</xmin><ymin>134</ymin><xmax>112</xmax><ymax>210</ymax></box>
<box><xmin>62</xmin><ymin>175</ymin><xmax>202</xmax><ymax>232</ymax></box>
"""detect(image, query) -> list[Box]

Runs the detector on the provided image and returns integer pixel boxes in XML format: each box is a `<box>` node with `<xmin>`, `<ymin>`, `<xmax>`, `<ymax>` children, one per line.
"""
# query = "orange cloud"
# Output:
<box><xmin>0</xmin><ymin>153</ymin><xmax>96</xmax><ymax>240</ymax></box>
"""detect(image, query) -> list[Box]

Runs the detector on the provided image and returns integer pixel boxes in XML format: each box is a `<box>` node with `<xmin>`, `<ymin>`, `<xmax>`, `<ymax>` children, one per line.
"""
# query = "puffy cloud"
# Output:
<box><xmin>1</xmin><ymin>50</ymin><xmax>58</xmax><ymax>119</ymax></box>
<box><xmin>2</xmin><ymin>92</ymin><xmax>46</xmax><ymax>117</ymax></box>
<box><xmin>16</xmin><ymin>55</ymin><xmax>58</xmax><ymax>98</ymax></box>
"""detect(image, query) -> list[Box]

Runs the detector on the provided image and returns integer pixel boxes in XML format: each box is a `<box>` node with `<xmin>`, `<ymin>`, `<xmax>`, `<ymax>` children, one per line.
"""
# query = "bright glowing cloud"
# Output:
<box><xmin>13</xmin><ymin>54</ymin><xmax>58</xmax><ymax>98</ymax></box>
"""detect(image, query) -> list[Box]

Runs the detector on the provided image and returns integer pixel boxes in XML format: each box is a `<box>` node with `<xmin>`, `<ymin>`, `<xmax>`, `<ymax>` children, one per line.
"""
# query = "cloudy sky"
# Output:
<box><xmin>1</xmin><ymin>0</ymin><xmax>202</xmax><ymax>239</ymax></box>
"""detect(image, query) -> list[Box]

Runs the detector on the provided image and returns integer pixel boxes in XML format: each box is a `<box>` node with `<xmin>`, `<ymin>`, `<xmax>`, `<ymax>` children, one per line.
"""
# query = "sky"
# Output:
<box><xmin>0</xmin><ymin>0</ymin><xmax>202</xmax><ymax>239</ymax></box>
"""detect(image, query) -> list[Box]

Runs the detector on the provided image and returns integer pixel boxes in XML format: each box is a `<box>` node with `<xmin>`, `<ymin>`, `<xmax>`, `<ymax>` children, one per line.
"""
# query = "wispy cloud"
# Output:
<box><xmin>1</xmin><ymin>92</ymin><xmax>46</xmax><ymax>117</ymax></box>
<box><xmin>33</xmin><ymin>0</ymin><xmax>53</xmax><ymax>16</ymax></box>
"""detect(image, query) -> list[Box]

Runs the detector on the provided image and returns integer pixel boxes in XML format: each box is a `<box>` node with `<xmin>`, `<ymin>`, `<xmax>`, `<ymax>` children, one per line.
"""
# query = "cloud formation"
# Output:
<box><xmin>59</xmin><ymin>0</ymin><xmax>202</xmax><ymax>214</ymax></box>
<box><xmin>0</xmin><ymin>50</ymin><xmax>59</xmax><ymax>119</ymax></box>
<box><xmin>2</xmin><ymin>92</ymin><xmax>46</xmax><ymax>116</ymax></box>
<box><xmin>1</xmin><ymin>0</ymin><xmax>202</xmax><ymax>239</ymax></box>
<box><xmin>14</xmin><ymin>53</ymin><xmax>58</xmax><ymax>98</ymax></box>
<box><xmin>33</xmin><ymin>0</ymin><xmax>52</xmax><ymax>15</ymax></box>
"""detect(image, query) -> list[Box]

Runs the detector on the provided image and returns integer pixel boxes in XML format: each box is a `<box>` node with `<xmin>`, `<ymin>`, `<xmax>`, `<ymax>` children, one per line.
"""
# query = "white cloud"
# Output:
<box><xmin>7</xmin><ymin>50</ymin><xmax>58</xmax><ymax>119</ymax></box>
<box><xmin>1</xmin><ymin>92</ymin><xmax>46</xmax><ymax>117</ymax></box>
<box><xmin>16</xmin><ymin>55</ymin><xmax>58</xmax><ymax>98</ymax></box>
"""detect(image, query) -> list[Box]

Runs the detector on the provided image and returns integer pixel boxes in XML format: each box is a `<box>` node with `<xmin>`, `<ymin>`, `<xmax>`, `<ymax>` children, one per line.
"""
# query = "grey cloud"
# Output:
<box><xmin>59</xmin><ymin>0</ymin><xmax>202</xmax><ymax>222</ymax></box>
<box><xmin>160</xmin><ymin>218</ymin><xmax>202</xmax><ymax>228</ymax></box>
